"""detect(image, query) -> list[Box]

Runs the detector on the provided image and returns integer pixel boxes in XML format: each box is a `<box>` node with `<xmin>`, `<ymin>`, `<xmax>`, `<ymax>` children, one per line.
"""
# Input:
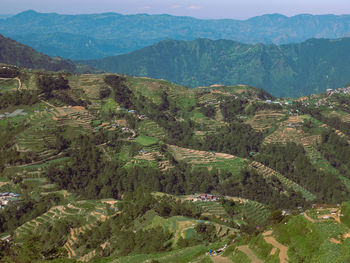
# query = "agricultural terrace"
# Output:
<box><xmin>127</xmin><ymin>76</ymin><xmax>196</xmax><ymax>111</ymax></box>
<box><xmin>245</xmin><ymin>110</ymin><xmax>287</xmax><ymax>131</ymax></box>
<box><xmin>136</xmin><ymin>119</ymin><xmax>166</xmax><ymax>139</ymax></box>
<box><xmin>167</xmin><ymin>145</ymin><xmax>247</xmax><ymax>176</ymax></box>
<box><xmin>67</xmin><ymin>74</ymin><xmax>107</xmax><ymax>110</ymax></box>
<box><xmin>263</xmin><ymin>115</ymin><xmax>317</xmax><ymax>144</ymax></box>
<box><xmin>49</xmin><ymin>105</ymin><xmax>94</xmax><ymax>130</ymax></box>
<box><xmin>14</xmin><ymin>199</ymin><xmax>117</xmax><ymax>259</ymax></box>
<box><xmin>142</xmin><ymin>215</ymin><xmax>237</xmax><ymax>249</ymax></box>
<box><xmin>127</xmin><ymin>145</ymin><xmax>174</xmax><ymax>172</ymax></box>
<box><xmin>325</xmin><ymin>110</ymin><xmax>350</xmax><ymax>123</ymax></box>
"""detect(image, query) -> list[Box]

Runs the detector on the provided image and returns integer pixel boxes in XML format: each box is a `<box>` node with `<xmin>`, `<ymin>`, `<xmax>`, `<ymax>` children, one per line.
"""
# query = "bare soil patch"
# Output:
<box><xmin>263</xmin><ymin>236</ymin><xmax>289</xmax><ymax>263</ymax></box>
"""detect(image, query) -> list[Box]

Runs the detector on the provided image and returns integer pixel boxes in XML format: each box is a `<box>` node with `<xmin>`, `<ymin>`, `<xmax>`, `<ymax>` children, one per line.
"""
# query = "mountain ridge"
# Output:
<box><xmin>1</xmin><ymin>10</ymin><xmax>350</xmax><ymax>59</ymax></box>
<box><xmin>83</xmin><ymin>37</ymin><xmax>350</xmax><ymax>97</ymax></box>
<box><xmin>0</xmin><ymin>33</ymin><xmax>78</xmax><ymax>73</ymax></box>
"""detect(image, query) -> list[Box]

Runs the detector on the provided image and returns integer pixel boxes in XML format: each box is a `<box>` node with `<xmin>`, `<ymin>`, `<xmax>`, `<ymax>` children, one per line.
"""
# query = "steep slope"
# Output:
<box><xmin>0</xmin><ymin>33</ymin><xmax>77</xmax><ymax>72</ymax></box>
<box><xmin>1</xmin><ymin>10</ymin><xmax>350</xmax><ymax>59</ymax></box>
<box><xmin>84</xmin><ymin>38</ymin><xmax>350</xmax><ymax>97</ymax></box>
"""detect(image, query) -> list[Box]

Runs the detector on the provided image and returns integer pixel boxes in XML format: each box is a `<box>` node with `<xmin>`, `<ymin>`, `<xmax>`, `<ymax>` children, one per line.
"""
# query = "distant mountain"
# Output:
<box><xmin>84</xmin><ymin>38</ymin><xmax>350</xmax><ymax>97</ymax></box>
<box><xmin>0</xmin><ymin>14</ymin><xmax>13</xmax><ymax>19</ymax></box>
<box><xmin>1</xmin><ymin>10</ymin><xmax>350</xmax><ymax>59</ymax></box>
<box><xmin>0</xmin><ymin>33</ymin><xmax>78</xmax><ymax>72</ymax></box>
<box><xmin>9</xmin><ymin>32</ymin><xmax>162</xmax><ymax>60</ymax></box>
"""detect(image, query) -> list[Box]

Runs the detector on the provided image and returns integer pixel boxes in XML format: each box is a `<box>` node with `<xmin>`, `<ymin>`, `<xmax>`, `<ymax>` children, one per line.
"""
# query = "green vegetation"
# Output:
<box><xmin>0</xmin><ymin>34</ymin><xmax>77</xmax><ymax>72</ymax></box>
<box><xmin>135</xmin><ymin>135</ymin><xmax>158</xmax><ymax>147</ymax></box>
<box><xmin>1</xmin><ymin>66</ymin><xmax>350</xmax><ymax>262</ymax></box>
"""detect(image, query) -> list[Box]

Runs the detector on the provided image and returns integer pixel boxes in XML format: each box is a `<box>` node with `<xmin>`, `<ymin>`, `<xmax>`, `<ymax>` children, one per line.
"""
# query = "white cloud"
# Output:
<box><xmin>187</xmin><ymin>5</ymin><xmax>201</xmax><ymax>10</ymax></box>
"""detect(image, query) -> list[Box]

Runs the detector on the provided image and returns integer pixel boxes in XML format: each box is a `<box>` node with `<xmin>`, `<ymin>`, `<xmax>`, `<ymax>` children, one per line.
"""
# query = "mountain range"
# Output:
<box><xmin>1</xmin><ymin>10</ymin><xmax>350</xmax><ymax>59</ymax></box>
<box><xmin>84</xmin><ymin>37</ymin><xmax>350</xmax><ymax>97</ymax></box>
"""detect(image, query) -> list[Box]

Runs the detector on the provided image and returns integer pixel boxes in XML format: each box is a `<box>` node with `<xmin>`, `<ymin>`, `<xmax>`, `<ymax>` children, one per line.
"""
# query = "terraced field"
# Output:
<box><xmin>14</xmin><ymin>200</ymin><xmax>116</xmax><ymax>260</ymax></box>
<box><xmin>246</xmin><ymin>110</ymin><xmax>286</xmax><ymax>131</ymax></box>
<box><xmin>196</xmin><ymin>201</ymin><xmax>228</xmax><ymax>218</ymax></box>
<box><xmin>240</xmin><ymin>200</ymin><xmax>270</xmax><ymax>225</ymax></box>
<box><xmin>68</xmin><ymin>74</ymin><xmax>106</xmax><ymax>110</ymax></box>
<box><xmin>137</xmin><ymin>119</ymin><xmax>166</xmax><ymax>139</ymax></box>
<box><xmin>167</xmin><ymin>145</ymin><xmax>247</xmax><ymax>176</ymax></box>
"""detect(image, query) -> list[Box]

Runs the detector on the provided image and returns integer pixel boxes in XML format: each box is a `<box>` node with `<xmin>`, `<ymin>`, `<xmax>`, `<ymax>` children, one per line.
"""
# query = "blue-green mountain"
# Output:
<box><xmin>84</xmin><ymin>38</ymin><xmax>350</xmax><ymax>97</ymax></box>
<box><xmin>1</xmin><ymin>10</ymin><xmax>350</xmax><ymax>59</ymax></box>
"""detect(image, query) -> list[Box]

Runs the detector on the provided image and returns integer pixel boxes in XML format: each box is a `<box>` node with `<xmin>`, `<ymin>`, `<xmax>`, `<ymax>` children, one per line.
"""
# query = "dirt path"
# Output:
<box><xmin>263</xmin><ymin>236</ymin><xmax>289</xmax><ymax>263</ymax></box>
<box><xmin>211</xmin><ymin>255</ymin><xmax>233</xmax><ymax>263</ymax></box>
<box><xmin>16</xmin><ymin>77</ymin><xmax>21</xmax><ymax>90</ymax></box>
<box><xmin>237</xmin><ymin>246</ymin><xmax>264</xmax><ymax>263</ymax></box>
<box><xmin>40</xmin><ymin>100</ymin><xmax>55</xmax><ymax>108</ymax></box>
<box><xmin>303</xmin><ymin>212</ymin><xmax>316</xmax><ymax>223</ymax></box>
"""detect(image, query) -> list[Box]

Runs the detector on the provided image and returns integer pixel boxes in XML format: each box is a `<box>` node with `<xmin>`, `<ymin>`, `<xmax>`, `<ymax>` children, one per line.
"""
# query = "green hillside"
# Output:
<box><xmin>84</xmin><ymin>38</ymin><xmax>350</xmax><ymax>97</ymax></box>
<box><xmin>1</xmin><ymin>67</ymin><xmax>350</xmax><ymax>262</ymax></box>
<box><xmin>0</xmin><ymin>34</ymin><xmax>78</xmax><ymax>73</ymax></box>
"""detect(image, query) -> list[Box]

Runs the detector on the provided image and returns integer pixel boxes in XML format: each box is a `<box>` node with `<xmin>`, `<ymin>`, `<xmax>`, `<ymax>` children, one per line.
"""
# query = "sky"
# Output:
<box><xmin>2</xmin><ymin>0</ymin><xmax>350</xmax><ymax>19</ymax></box>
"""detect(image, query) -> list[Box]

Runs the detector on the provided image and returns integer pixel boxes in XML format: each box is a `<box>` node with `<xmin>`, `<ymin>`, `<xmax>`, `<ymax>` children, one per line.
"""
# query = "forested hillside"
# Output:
<box><xmin>0</xmin><ymin>34</ymin><xmax>78</xmax><ymax>73</ymax></box>
<box><xmin>1</xmin><ymin>66</ymin><xmax>350</xmax><ymax>262</ymax></box>
<box><xmin>84</xmin><ymin>38</ymin><xmax>350</xmax><ymax>97</ymax></box>
<box><xmin>1</xmin><ymin>10</ymin><xmax>350</xmax><ymax>59</ymax></box>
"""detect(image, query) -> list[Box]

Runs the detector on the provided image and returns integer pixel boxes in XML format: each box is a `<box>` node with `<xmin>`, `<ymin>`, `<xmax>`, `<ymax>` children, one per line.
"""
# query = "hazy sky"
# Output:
<box><xmin>2</xmin><ymin>0</ymin><xmax>350</xmax><ymax>19</ymax></box>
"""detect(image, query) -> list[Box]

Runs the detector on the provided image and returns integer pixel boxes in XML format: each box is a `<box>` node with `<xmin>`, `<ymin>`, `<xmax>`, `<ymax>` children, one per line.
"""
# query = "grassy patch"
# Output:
<box><xmin>135</xmin><ymin>135</ymin><xmax>158</xmax><ymax>146</ymax></box>
<box><xmin>341</xmin><ymin>201</ymin><xmax>350</xmax><ymax>228</ymax></box>
<box><xmin>112</xmin><ymin>243</ymin><xmax>223</xmax><ymax>263</ymax></box>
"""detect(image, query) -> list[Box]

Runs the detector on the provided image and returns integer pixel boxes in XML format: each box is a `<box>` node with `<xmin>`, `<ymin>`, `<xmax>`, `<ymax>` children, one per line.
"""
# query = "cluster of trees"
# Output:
<box><xmin>0</xmin><ymin>194</ymin><xmax>64</xmax><ymax>233</ymax></box>
<box><xmin>0</xmin><ymin>122</ymin><xmax>39</xmax><ymax>172</ymax></box>
<box><xmin>36</xmin><ymin>73</ymin><xmax>86</xmax><ymax>106</ymax></box>
<box><xmin>319</xmin><ymin>130</ymin><xmax>350</xmax><ymax>177</ymax></box>
<box><xmin>301</xmin><ymin>106</ymin><xmax>350</xmax><ymax>136</ymax></box>
<box><xmin>203</xmin><ymin>122</ymin><xmax>263</xmax><ymax>157</ymax></box>
<box><xmin>104</xmin><ymin>75</ymin><xmax>133</xmax><ymax>108</ymax></box>
<box><xmin>218</xmin><ymin>169</ymin><xmax>305</xmax><ymax>209</ymax></box>
<box><xmin>37</xmin><ymin>73</ymin><xmax>70</xmax><ymax>98</ymax></box>
<box><xmin>0</xmin><ymin>90</ymin><xmax>38</xmax><ymax>109</ymax></box>
<box><xmin>104</xmin><ymin>75</ymin><xmax>196</xmax><ymax>146</ymax></box>
<box><xmin>0</xmin><ymin>66</ymin><xmax>19</xmax><ymax>78</ymax></box>
<box><xmin>256</xmin><ymin>142</ymin><xmax>349</xmax><ymax>203</ymax></box>
<box><xmin>64</xmin><ymin>191</ymin><xmax>203</xmax><ymax>258</ymax></box>
<box><xmin>0</xmin><ymin>216</ymin><xmax>80</xmax><ymax>262</ymax></box>
<box><xmin>199</xmin><ymin>104</ymin><xmax>216</xmax><ymax>118</ymax></box>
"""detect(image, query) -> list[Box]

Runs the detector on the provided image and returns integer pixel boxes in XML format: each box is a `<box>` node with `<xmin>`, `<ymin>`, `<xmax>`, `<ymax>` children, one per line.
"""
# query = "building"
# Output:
<box><xmin>196</xmin><ymin>194</ymin><xmax>220</xmax><ymax>202</ymax></box>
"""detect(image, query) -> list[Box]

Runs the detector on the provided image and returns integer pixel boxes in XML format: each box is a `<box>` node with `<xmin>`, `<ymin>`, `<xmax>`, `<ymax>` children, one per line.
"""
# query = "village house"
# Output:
<box><xmin>286</xmin><ymin>122</ymin><xmax>302</xmax><ymax>128</ymax></box>
<box><xmin>195</xmin><ymin>194</ymin><xmax>220</xmax><ymax>202</ymax></box>
<box><xmin>0</xmin><ymin>192</ymin><xmax>20</xmax><ymax>209</ymax></box>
